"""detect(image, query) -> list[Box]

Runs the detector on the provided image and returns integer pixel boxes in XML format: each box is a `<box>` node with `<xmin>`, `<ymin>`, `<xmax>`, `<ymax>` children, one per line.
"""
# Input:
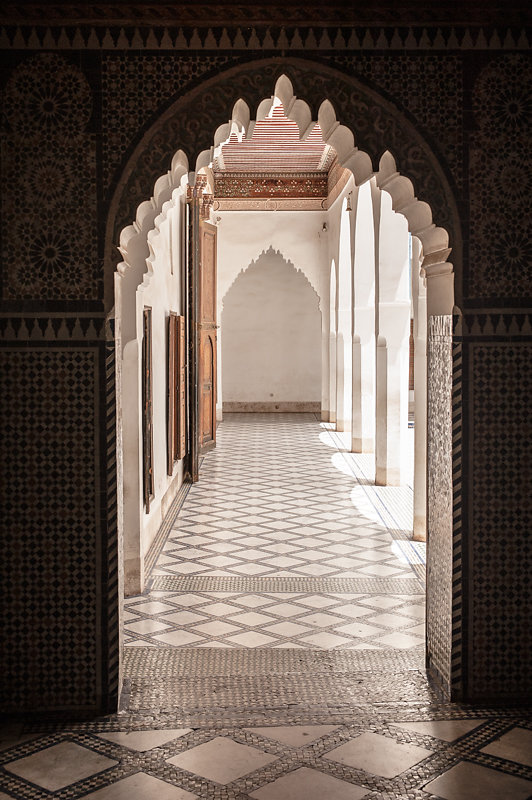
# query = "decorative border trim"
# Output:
<box><xmin>151</xmin><ymin>575</ymin><xmax>424</xmax><ymax>593</ymax></box>
<box><xmin>104</xmin><ymin>329</ymin><xmax>120</xmax><ymax>712</ymax></box>
<box><xmin>0</xmin><ymin>25</ymin><xmax>529</xmax><ymax>51</ymax></box>
<box><xmin>450</xmin><ymin>327</ymin><xmax>464</xmax><ymax>699</ymax></box>
<box><xmin>123</xmin><ymin>646</ymin><xmax>424</xmax><ymax>678</ymax></box>
<box><xmin>454</xmin><ymin>311</ymin><xmax>532</xmax><ymax>338</ymax></box>
<box><xmin>213</xmin><ymin>198</ymin><xmax>325</xmax><ymax>211</ymax></box>
<box><xmin>0</xmin><ymin>314</ymin><xmax>107</xmax><ymax>341</ymax></box>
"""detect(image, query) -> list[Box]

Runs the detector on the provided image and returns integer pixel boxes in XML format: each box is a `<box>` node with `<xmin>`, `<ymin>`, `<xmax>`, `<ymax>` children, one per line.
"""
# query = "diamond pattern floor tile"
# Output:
<box><xmin>249</xmin><ymin>766</ymin><xmax>368</xmax><ymax>800</ymax></box>
<box><xmin>167</xmin><ymin>736</ymin><xmax>277</xmax><ymax>784</ymax></box>
<box><xmin>124</xmin><ymin>414</ymin><xmax>425</xmax><ymax>651</ymax></box>
<box><xmin>390</xmin><ymin>719</ymin><xmax>488</xmax><ymax>742</ymax></box>
<box><xmin>324</xmin><ymin>731</ymin><xmax>432</xmax><ymax>778</ymax></box>
<box><xmin>5</xmin><ymin>742</ymin><xmax>118</xmax><ymax>792</ymax></box>
<box><xmin>423</xmin><ymin>761</ymin><xmax>532</xmax><ymax>800</ymax></box>
<box><xmin>82</xmin><ymin>773</ymin><xmax>198</xmax><ymax>800</ymax></box>
<box><xmin>96</xmin><ymin>729</ymin><xmax>191</xmax><ymax>752</ymax></box>
<box><xmin>481</xmin><ymin>726</ymin><xmax>532</xmax><ymax>767</ymax></box>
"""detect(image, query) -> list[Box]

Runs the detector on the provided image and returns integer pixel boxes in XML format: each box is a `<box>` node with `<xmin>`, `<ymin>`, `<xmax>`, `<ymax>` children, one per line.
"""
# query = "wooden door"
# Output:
<box><xmin>167</xmin><ymin>313</ymin><xmax>187</xmax><ymax>475</ymax></box>
<box><xmin>198</xmin><ymin>220</ymin><xmax>217</xmax><ymax>453</ymax></box>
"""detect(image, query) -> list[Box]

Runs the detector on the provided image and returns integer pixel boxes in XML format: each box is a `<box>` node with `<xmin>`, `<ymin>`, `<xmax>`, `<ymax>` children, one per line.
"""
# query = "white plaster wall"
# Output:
<box><xmin>135</xmin><ymin>192</ymin><xmax>186</xmax><ymax>558</ymax></box>
<box><xmin>221</xmin><ymin>248</ymin><xmax>322</xmax><ymax>404</ymax></box>
<box><xmin>216</xmin><ymin>211</ymin><xmax>328</xmax><ymax>411</ymax></box>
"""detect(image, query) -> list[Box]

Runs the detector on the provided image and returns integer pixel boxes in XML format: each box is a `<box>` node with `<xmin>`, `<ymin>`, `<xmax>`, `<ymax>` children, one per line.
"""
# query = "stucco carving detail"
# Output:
<box><xmin>426</xmin><ymin>315</ymin><xmax>453</xmax><ymax>694</ymax></box>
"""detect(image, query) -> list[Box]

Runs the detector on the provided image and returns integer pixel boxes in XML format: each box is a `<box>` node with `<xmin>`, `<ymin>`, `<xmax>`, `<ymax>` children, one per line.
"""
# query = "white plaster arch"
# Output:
<box><xmin>116</xmin><ymin>149</ymin><xmax>189</xmax><ymax>350</ymax></box>
<box><xmin>114</xmin><ymin>71</ymin><xmax>455</xmax><ymax>595</ymax></box>
<box><xmin>221</xmin><ymin>245</ymin><xmax>321</xmax><ymax>311</ymax></box>
<box><xmin>117</xmin><ymin>75</ymin><xmax>453</xmax><ymax>322</ymax></box>
<box><xmin>218</xmin><ymin>217</ymin><xmax>326</xmax><ymax>318</ymax></box>
<box><xmin>193</xmin><ymin>77</ymin><xmax>454</xmax><ymax>316</ymax></box>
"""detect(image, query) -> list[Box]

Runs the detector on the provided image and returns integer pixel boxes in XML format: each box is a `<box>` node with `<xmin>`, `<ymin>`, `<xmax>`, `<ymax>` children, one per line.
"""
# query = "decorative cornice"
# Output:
<box><xmin>1</xmin><ymin>2</ymin><xmax>530</xmax><ymax>27</ymax></box>
<box><xmin>214</xmin><ymin>172</ymin><xmax>327</xmax><ymax>199</ymax></box>
<box><xmin>213</xmin><ymin>197</ymin><xmax>325</xmax><ymax>211</ymax></box>
<box><xmin>0</xmin><ymin>24</ymin><xmax>529</xmax><ymax>50</ymax></box>
<box><xmin>327</xmin><ymin>162</ymin><xmax>352</xmax><ymax>208</ymax></box>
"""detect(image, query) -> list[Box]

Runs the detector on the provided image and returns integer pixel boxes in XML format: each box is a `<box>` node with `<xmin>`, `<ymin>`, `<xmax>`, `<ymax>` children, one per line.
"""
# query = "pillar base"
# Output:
<box><xmin>124</xmin><ymin>556</ymin><xmax>144</xmax><ymax>597</ymax></box>
<box><xmin>351</xmin><ymin>436</ymin><xmax>374</xmax><ymax>453</ymax></box>
<box><xmin>375</xmin><ymin>465</ymin><xmax>402</xmax><ymax>486</ymax></box>
<box><xmin>413</xmin><ymin>514</ymin><xmax>427</xmax><ymax>542</ymax></box>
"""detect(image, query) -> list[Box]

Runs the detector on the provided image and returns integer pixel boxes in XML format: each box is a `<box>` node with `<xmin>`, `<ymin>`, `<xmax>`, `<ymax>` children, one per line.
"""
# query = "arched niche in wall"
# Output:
<box><xmin>221</xmin><ymin>248</ymin><xmax>321</xmax><ymax>412</ymax></box>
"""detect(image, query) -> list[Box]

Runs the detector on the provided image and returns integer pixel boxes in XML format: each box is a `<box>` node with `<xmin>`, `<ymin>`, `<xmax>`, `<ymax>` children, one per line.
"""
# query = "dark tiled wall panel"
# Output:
<box><xmin>0</xmin><ymin>347</ymin><xmax>101</xmax><ymax>711</ymax></box>
<box><xmin>1</xmin><ymin>53</ymin><xmax>100</xmax><ymax>301</ymax></box>
<box><xmin>468</xmin><ymin>342</ymin><xmax>532</xmax><ymax>701</ymax></box>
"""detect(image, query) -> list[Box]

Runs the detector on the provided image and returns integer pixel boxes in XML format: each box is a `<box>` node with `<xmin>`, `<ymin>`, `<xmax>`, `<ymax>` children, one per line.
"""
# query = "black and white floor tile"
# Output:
<box><xmin>2</xmin><ymin>415</ymin><xmax>530</xmax><ymax>799</ymax></box>
<box><xmin>124</xmin><ymin>413</ymin><xmax>425</xmax><ymax>651</ymax></box>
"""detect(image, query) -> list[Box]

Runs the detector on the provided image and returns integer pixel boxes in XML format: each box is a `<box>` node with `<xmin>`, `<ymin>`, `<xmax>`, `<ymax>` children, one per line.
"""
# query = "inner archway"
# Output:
<box><xmin>113</xmin><ymin>62</ymin><xmax>459</xmax><ymax>699</ymax></box>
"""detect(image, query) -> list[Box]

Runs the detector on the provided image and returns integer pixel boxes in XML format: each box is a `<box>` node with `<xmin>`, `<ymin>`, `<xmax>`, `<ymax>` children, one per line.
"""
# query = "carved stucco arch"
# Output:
<box><xmin>107</xmin><ymin>57</ymin><xmax>462</xmax><ymax>314</ymax></box>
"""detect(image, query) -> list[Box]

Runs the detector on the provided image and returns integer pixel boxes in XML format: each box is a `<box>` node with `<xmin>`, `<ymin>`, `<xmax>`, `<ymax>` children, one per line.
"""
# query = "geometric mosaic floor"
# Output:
<box><xmin>1</xmin><ymin>415</ymin><xmax>531</xmax><ymax>799</ymax></box>
<box><xmin>124</xmin><ymin>413</ymin><xmax>426</xmax><ymax>651</ymax></box>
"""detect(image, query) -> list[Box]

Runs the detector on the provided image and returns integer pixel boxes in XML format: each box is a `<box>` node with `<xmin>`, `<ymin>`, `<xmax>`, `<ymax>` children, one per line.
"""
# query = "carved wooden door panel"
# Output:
<box><xmin>199</xmin><ymin>220</ymin><xmax>217</xmax><ymax>453</ymax></box>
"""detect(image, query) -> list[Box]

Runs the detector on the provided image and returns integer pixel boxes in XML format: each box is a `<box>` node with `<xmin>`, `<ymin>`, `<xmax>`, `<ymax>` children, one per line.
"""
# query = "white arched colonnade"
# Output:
<box><xmin>115</xmin><ymin>74</ymin><xmax>455</xmax><ymax>595</ymax></box>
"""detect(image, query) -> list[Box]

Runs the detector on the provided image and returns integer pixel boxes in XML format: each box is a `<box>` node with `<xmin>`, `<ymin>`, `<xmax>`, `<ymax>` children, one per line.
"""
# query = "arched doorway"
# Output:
<box><xmin>110</xmin><ymin>62</ymin><xmax>460</xmax><ymax>699</ymax></box>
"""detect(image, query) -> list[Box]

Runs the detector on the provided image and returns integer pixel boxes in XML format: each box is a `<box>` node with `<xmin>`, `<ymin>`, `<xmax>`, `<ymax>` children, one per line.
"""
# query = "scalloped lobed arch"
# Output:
<box><xmin>109</xmin><ymin>58</ymin><xmax>460</xmax><ymax>318</ymax></box>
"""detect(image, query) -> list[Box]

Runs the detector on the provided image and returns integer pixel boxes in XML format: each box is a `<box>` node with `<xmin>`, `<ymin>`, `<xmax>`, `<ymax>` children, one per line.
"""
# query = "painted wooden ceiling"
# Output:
<box><xmin>212</xmin><ymin>102</ymin><xmax>336</xmax><ymax>174</ymax></box>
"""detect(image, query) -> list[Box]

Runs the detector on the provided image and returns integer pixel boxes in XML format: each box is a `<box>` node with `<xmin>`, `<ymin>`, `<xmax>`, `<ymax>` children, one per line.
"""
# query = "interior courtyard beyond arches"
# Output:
<box><xmin>1</xmin><ymin>5</ymin><xmax>531</xmax><ymax>798</ymax></box>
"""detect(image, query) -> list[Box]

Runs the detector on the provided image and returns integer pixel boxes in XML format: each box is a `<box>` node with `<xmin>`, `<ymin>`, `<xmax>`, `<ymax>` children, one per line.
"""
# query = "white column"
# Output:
<box><xmin>328</xmin><ymin>261</ymin><xmax>337</xmax><ymax>423</ymax></box>
<box><xmin>216</xmin><ymin>324</ymin><xmax>223</xmax><ymax>422</ymax></box>
<box><xmin>121</xmin><ymin>337</ymin><xmax>144</xmax><ymax>595</ymax></box>
<box><xmin>352</xmin><ymin>181</ymin><xmax>375</xmax><ymax>452</ymax></box>
<box><xmin>335</xmin><ymin>198</ymin><xmax>353</xmax><ymax>432</ymax></box>
<box><xmin>115</xmin><ymin>255</ymin><xmax>147</xmax><ymax>597</ymax></box>
<box><xmin>321</xmin><ymin>301</ymin><xmax>330</xmax><ymax>421</ymax></box>
<box><xmin>374</xmin><ymin>188</ymin><xmax>411</xmax><ymax>486</ymax></box>
<box><xmin>412</xmin><ymin>236</ymin><xmax>427</xmax><ymax>541</ymax></box>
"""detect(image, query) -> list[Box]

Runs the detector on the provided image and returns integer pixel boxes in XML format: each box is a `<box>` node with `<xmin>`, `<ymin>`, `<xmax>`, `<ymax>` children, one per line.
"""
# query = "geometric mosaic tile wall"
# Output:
<box><xmin>467</xmin><ymin>338</ymin><xmax>532</xmax><ymax>703</ymax></box>
<box><xmin>0</xmin><ymin>346</ymin><xmax>102</xmax><ymax>712</ymax></box>
<box><xmin>0</xmin><ymin>5</ymin><xmax>531</xmax><ymax>711</ymax></box>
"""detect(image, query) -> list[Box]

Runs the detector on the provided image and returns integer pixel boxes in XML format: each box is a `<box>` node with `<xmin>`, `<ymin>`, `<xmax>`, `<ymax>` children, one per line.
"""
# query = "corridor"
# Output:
<box><xmin>124</xmin><ymin>413</ymin><xmax>425</xmax><ymax>652</ymax></box>
<box><xmin>1</xmin><ymin>416</ymin><xmax>531</xmax><ymax>799</ymax></box>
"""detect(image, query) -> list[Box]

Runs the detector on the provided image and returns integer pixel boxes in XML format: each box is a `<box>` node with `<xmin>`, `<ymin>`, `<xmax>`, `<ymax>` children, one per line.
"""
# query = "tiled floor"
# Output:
<box><xmin>2</xmin><ymin>414</ymin><xmax>531</xmax><ymax>799</ymax></box>
<box><xmin>124</xmin><ymin>413</ymin><xmax>425</xmax><ymax>651</ymax></box>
